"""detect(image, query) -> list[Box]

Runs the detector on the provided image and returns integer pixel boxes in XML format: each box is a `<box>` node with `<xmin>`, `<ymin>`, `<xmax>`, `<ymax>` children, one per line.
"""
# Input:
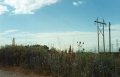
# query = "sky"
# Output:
<box><xmin>0</xmin><ymin>0</ymin><xmax>120</xmax><ymax>51</ymax></box>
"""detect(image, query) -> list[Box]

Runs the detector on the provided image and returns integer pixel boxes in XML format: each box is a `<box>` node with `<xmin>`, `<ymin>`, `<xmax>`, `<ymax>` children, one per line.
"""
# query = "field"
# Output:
<box><xmin>0</xmin><ymin>45</ymin><xmax>120</xmax><ymax>77</ymax></box>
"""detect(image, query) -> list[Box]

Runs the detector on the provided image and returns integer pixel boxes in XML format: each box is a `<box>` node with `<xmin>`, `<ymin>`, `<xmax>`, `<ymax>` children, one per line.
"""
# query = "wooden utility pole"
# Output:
<box><xmin>95</xmin><ymin>18</ymin><xmax>100</xmax><ymax>52</ymax></box>
<box><xmin>94</xmin><ymin>18</ymin><xmax>106</xmax><ymax>52</ymax></box>
<box><xmin>109</xmin><ymin>22</ymin><xmax>111</xmax><ymax>52</ymax></box>
<box><xmin>116</xmin><ymin>40</ymin><xmax>119</xmax><ymax>52</ymax></box>
<box><xmin>12</xmin><ymin>37</ymin><xmax>15</xmax><ymax>46</ymax></box>
<box><xmin>94</xmin><ymin>18</ymin><xmax>100</xmax><ymax>53</ymax></box>
<box><xmin>102</xmin><ymin>19</ymin><xmax>106</xmax><ymax>52</ymax></box>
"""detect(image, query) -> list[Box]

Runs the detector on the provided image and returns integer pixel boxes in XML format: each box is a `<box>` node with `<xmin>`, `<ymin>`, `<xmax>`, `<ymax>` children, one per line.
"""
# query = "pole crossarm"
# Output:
<box><xmin>95</xmin><ymin>21</ymin><xmax>106</xmax><ymax>25</ymax></box>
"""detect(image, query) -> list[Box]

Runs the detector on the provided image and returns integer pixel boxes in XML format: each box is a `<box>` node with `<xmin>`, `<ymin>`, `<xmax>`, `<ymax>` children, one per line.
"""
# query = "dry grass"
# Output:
<box><xmin>0</xmin><ymin>66</ymin><xmax>53</xmax><ymax>77</ymax></box>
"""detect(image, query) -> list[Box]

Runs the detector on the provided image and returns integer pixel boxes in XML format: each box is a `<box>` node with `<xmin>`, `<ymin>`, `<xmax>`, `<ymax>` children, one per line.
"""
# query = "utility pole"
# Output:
<box><xmin>112</xmin><ymin>44</ymin><xmax>114</xmax><ymax>52</ymax></box>
<box><xmin>12</xmin><ymin>37</ymin><xmax>15</xmax><ymax>46</ymax></box>
<box><xmin>94</xmin><ymin>18</ymin><xmax>100</xmax><ymax>53</ymax></box>
<box><xmin>102</xmin><ymin>19</ymin><xmax>106</xmax><ymax>52</ymax></box>
<box><xmin>94</xmin><ymin>18</ymin><xmax>106</xmax><ymax>52</ymax></box>
<box><xmin>116</xmin><ymin>40</ymin><xmax>119</xmax><ymax>52</ymax></box>
<box><xmin>109</xmin><ymin>22</ymin><xmax>111</xmax><ymax>52</ymax></box>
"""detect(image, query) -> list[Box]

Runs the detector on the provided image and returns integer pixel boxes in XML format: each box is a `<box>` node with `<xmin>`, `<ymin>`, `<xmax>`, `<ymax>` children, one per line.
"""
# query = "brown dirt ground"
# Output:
<box><xmin>0</xmin><ymin>66</ymin><xmax>53</xmax><ymax>77</ymax></box>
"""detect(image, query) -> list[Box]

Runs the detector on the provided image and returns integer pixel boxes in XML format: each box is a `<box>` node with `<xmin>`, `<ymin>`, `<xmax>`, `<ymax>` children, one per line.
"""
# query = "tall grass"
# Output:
<box><xmin>0</xmin><ymin>45</ymin><xmax>119</xmax><ymax>77</ymax></box>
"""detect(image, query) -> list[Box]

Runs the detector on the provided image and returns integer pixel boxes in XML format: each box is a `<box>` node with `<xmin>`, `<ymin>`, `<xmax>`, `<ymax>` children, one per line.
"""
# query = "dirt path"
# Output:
<box><xmin>0</xmin><ymin>67</ymin><xmax>53</xmax><ymax>77</ymax></box>
<box><xmin>0</xmin><ymin>70</ymin><xmax>29</xmax><ymax>77</ymax></box>
<box><xmin>0</xmin><ymin>69</ymin><xmax>53</xmax><ymax>77</ymax></box>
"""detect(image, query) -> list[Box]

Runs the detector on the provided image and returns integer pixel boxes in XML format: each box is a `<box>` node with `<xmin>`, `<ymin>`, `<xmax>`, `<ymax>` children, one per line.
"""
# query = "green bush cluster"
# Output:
<box><xmin>0</xmin><ymin>45</ymin><xmax>119</xmax><ymax>77</ymax></box>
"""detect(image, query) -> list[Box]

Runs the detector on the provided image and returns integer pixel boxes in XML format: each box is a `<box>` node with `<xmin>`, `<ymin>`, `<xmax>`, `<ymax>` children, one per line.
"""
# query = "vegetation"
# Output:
<box><xmin>0</xmin><ymin>45</ymin><xmax>120</xmax><ymax>77</ymax></box>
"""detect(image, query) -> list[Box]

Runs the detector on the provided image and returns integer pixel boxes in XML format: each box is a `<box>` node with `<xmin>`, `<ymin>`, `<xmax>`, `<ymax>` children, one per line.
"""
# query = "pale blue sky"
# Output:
<box><xmin>0</xmin><ymin>0</ymin><xmax>120</xmax><ymax>32</ymax></box>
<box><xmin>0</xmin><ymin>0</ymin><xmax>120</xmax><ymax>51</ymax></box>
